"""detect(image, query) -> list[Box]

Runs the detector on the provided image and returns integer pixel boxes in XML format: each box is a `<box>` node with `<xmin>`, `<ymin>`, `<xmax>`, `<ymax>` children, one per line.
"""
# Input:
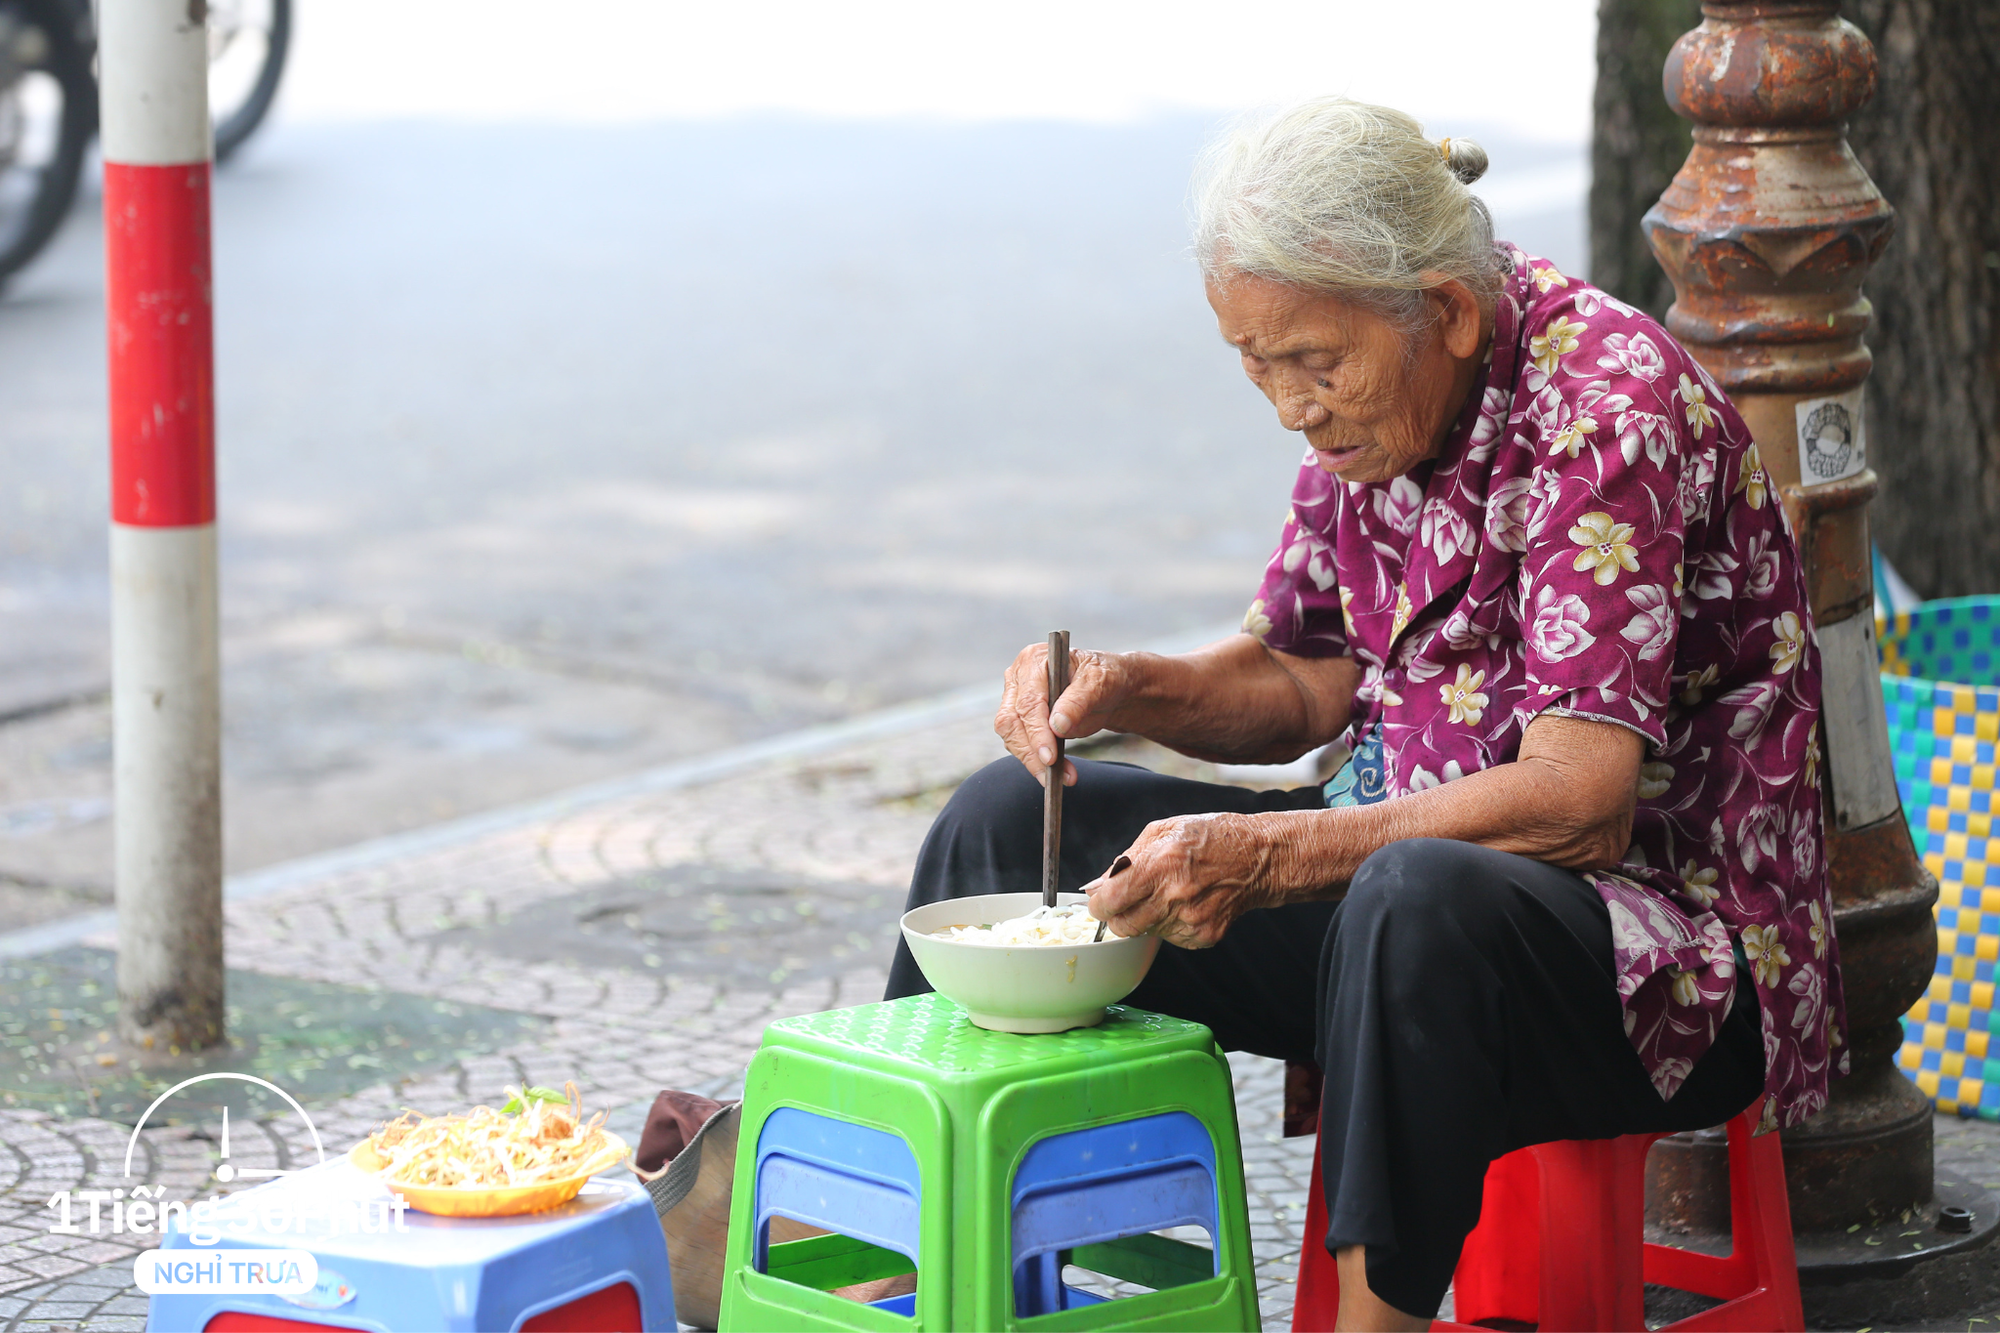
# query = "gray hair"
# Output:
<box><xmin>1193</xmin><ymin>98</ymin><xmax>1502</xmax><ymax>331</ymax></box>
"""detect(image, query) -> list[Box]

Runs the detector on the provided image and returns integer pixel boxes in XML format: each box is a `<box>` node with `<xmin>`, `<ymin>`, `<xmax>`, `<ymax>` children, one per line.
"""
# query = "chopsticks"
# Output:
<box><xmin>1042</xmin><ymin>630</ymin><xmax>1070</xmax><ymax>910</ymax></box>
<box><xmin>1093</xmin><ymin>854</ymin><xmax>1129</xmax><ymax>942</ymax></box>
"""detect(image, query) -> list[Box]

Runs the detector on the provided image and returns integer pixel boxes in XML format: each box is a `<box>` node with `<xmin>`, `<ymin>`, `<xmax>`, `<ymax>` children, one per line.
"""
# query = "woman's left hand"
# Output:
<box><xmin>1082</xmin><ymin>813</ymin><xmax>1288</xmax><ymax>949</ymax></box>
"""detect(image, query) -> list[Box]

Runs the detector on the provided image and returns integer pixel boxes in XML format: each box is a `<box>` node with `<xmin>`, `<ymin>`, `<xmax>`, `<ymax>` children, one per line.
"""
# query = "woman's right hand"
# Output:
<box><xmin>995</xmin><ymin>643</ymin><xmax>1141</xmax><ymax>787</ymax></box>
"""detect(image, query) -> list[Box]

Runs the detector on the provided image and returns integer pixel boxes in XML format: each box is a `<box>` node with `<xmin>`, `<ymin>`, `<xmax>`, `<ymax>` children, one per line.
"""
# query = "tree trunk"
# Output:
<box><xmin>1841</xmin><ymin>1</ymin><xmax>2000</xmax><ymax>599</ymax></box>
<box><xmin>1588</xmin><ymin>0</ymin><xmax>1701</xmax><ymax>317</ymax></box>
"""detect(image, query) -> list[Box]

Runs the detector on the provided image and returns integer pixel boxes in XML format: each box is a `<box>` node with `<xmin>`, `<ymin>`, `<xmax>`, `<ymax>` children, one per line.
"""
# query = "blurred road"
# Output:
<box><xmin>0</xmin><ymin>113</ymin><xmax>1584</xmax><ymax>930</ymax></box>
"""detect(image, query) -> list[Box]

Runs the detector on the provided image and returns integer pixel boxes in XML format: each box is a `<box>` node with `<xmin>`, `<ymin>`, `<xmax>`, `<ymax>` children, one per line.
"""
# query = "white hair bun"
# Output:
<box><xmin>1439</xmin><ymin>137</ymin><xmax>1489</xmax><ymax>186</ymax></box>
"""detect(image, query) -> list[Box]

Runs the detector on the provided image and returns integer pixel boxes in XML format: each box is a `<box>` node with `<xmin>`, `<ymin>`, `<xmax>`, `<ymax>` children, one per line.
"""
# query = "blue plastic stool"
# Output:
<box><xmin>749</xmin><ymin>1106</ymin><xmax>1221</xmax><ymax>1318</ymax></box>
<box><xmin>1008</xmin><ymin>1112</ymin><xmax>1222</xmax><ymax>1316</ymax></box>
<box><xmin>145</xmin><ymin>1160</ymin><xmax>673</xmax><ymax>1332</ymax></box>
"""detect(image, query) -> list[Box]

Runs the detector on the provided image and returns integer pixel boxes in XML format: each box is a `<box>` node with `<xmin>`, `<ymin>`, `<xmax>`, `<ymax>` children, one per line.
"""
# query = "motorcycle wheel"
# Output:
<box><xmin>0</xmin><ymin>0</ymin><xmax>91</xmax><ymax>289</ymax></box>
<box><xmin>209</xmin><ymin>0</ymin><xmax>289</xmax><ymax>163</ymax></box>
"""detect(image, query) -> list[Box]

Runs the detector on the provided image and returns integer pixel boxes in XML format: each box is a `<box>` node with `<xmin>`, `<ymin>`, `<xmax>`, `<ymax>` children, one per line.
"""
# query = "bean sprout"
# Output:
<box><xmin>362</xmin><ymin>1081</ymin><xmax>617</xmax><ymax>1188</ymax></box>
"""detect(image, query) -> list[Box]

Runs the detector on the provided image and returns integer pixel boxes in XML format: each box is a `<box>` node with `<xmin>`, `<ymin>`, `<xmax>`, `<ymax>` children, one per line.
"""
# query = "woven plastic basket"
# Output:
<box><xmin>1881</xmin><ymin>597</ymin><xmax>2000</xmax><ymax>1121</ymax></box>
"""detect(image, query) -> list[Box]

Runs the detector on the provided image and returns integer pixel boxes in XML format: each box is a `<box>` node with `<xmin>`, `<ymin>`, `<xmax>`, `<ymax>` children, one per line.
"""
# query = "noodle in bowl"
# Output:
<box><xmin>928</xmin><ymin>901</ymin><xmax>1112</xmax><ymax>947</ymax></box>
<box><xmin>901</xmin><ymin>891</ymin><xmax>1160</xmax><ymax>1033</ymax></box>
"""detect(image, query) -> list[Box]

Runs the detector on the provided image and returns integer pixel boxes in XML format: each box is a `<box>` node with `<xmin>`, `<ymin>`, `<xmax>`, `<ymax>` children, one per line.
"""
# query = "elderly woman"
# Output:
<box><xmin>885</xmin><ymin>99</ymin><xmax>1842</xmax><ymax>1330</ymax></box>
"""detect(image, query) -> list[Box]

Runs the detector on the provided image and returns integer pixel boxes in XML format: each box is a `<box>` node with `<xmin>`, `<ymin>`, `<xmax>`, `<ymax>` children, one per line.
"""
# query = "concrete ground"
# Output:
<box><xmin>0</xmin><ymin>112</ymin><xmax>1587</xmax><ymax>937</ymax></box>
<box><xmin>0</xmin><ymin>708</ymin><xmax>1994</xmax><ymax>1330</ymax></box>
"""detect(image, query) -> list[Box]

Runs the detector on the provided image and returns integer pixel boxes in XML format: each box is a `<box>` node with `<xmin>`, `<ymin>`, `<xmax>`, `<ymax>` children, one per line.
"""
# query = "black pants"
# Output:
<box><xmin>885</xmin><ymin>758</ymin><xmax>1766</xmax><ymax>1318</ymax></box>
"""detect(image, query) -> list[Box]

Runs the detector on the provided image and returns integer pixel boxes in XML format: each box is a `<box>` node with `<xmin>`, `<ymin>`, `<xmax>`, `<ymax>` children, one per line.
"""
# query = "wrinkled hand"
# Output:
<box><xmin>994</xmin><ymin>642</ymin><xmax>1136</xmax><ymax>787</ymax></box>
<box><xmin>1082</xmin><ymin>813</ymin><xmax>1287</xmax><ymax>949</ymax></box>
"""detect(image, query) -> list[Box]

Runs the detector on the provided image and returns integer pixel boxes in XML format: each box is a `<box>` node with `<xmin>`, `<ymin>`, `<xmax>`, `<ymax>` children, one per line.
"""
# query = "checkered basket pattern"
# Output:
<box><xmin>1881</xmin><ymin>596</ymin><xmax>2000</xmax><ymax>1122</ymax></box>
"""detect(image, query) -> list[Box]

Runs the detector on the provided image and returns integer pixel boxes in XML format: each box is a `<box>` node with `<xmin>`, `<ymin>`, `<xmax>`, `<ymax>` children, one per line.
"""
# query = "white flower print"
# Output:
<box><xmin>1620</xmin><ymin>584</ymin><xmax>1676</xmax><ymax>661</ymax></box>
<box><xmin>1651</xmin><ymin>1057</ymin><xmax>1696</xmax><ymax>1098</ymax></box>
<box><xmin>1692</xmin><ymin>549</ymin><xmax>1739</xmax><ymax>603</ymax></box>
<box><xmin>1678</xmin><ymin>444</ymin><xmax>1717</xmax><ymax>524</ymax></box>
<box><xmin>1524</xmin><ymin>468</ymin><xmax>1561</xmax><ymax>542</ymax></box>
<box><xmin>1281</xmin><ymin>528</ymin><xmax>1338</xmax><ymax>592</ymax></box>
<box><xmin>1597</xmin><ymin>331</ymin><xmax>1667</xmax><ymax>382</ymax></box>
<box><xmin>1615</xmin><ymin>410</ymin><xmax>1674</xmax><ymax>468</ymax></box>
<box><xmin>1723</xmin><ymin>679</ymin><xmax>1780</xmax><ymax>747</ymax></box>
<box><xmin>1791</xmin><ymin>808</ymin><xmax>1819</xmax><ymax>880</ymax></box>
<box><xmin>1464</xmin><ymin>386</ymin><xmax>1514</xmax><ymax>464</ymax></box>
<box><xmin>1570</xmin><ymin>511</ymin><xmax>1641</xmax><ymax>585</ymax></box>
<box><xmin>1486</xmin><ymin>476</ymin><xmax>1535</xmax><ymax>553</ymax></box>
<box><xmin>1420</xmin><ymin>500</ymin><xmax>1475</xmax><ymax>563</ymax></box>
<box><xmin>1529</xmin><ymin>584</ymin><xmax>1598</xmax><ymax>661</ymax></box>
<box><xmin>1370</xmin><ymin>475</ymin><xmax>1424</xmax><ymax>536</ymax></box>
<box><xmin>1787</xmin><ymin>960</ymin><xmax>1823</xmax><ymax>1033</ymax></box>
<box><xmin>1739</xmin><ymin>803</ymin><xmax>1784</xmax><ymax>874</ymax></box>
<box><xmin>1678</xmin><ymin>860</ymin><xmax>1720</xmax><ymax>906</ymax></box>
<box><xmin>1741</xmin><ymin>529</ymin><xmax>1781</xmax><ymax>600</ymax></box>
<box><xmin>1401</xmin><ymin>649</ymin><xmax>1446</xmax><ymax>683</ymax></box>
<box><xmin>1679</xmin><ymin>372</ymin><xmax>1719</xmax><ymax>438</ymax></box>
<box><xmin>1573</xmin><ymin>288</ymin><xmax>1606</xmax><ymax>317</ymax></box>
<box><xmin>1525</xmin><ymin>380</ymin><xmax>1568</xmax><ymax>435</ymax></box>
<box><xmin>1677</xmin><ymin>664</ymin><xmax>1719</xmax><ymax>705</ymax></box>
<box><xmin>1440</xmin><ymin>606</ymin><xmax>1497</xmax><ymax>652</ymax></box>
<box><xmin>1671</xmin><ymin>968</ymin><xmax>1701</xmax><ymax>1006</ymax></box>
<box><xmin>1575</xmin><ymin>378</ymin><xmax>1634</xmax><ymax>419</ymax></box>
<box><xmin>1243</xmin><ymin>599</ymin><xmax>1273</xmax><ymax>639</ymax></box>
<box><xmin>1743</xmin><ymin>923</ymin><xmax>1790</xmax><ymax>988</ymax></box>
<box><xmin>1440</xmin><ymin>663</ymin><xmax>1488</xmax><ymax>725</ymax></box>
<box><xmin>1638</xmin><ymin>762</ymin><xmax>1674</xmax><ymax>800</ymax></box>
<box><xmin>1407</xmin><ymin>759</ymin><xmax>1467</xmax><ymax>790</ymax></box>
<box><xmin>1530</xmin><ymin>264</ymin><xmax>1568</xmax><ymax>294</ymax></box>
<box><xmin>1807</xmin><ymin>899</ymin><xmax>1828</xmax><ymax>959</ymax></box>
<box><xmin>1607</xmin><ymin>899</ymin><xmax>1650</xmax><ymax>953</ymax></box>
<box><xmin>1769</xmin><ymin>611</ymin><xmax>1807</xmax><ymax>673</ymax></box>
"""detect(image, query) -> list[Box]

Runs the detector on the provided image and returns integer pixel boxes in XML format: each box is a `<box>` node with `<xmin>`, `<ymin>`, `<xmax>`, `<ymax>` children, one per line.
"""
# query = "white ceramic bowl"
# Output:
<box><xmin>900</xmin><ymin>891</ymin><xmax>1161</xmax><ymax>1033</ymax></box>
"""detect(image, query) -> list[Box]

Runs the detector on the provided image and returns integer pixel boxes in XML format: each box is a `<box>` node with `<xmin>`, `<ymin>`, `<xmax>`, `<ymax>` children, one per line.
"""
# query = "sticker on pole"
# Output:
<box><xmin>134</xmin><ymin>1248</ymin><xmax>318</xmax><ymax>1295</ymax></box>
<box><xmin>1795</xmin><ymin>388</ymin><xmax>1866</xmax><ymax>484</ymax></box>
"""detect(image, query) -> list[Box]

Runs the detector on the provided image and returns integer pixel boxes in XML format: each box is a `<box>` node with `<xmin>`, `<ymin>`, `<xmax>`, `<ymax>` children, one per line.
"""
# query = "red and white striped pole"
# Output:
<box><xmin>100</xmin><ymin>0</ymin><xmax>223</xmax><ymax>1050</ymax></box>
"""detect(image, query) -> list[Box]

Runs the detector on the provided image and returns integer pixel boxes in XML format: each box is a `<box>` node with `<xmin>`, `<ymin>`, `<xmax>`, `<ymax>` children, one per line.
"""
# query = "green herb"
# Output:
<box><xmin>501</xmin><ymin>1084</ymin><xmax>568</xmax><ymax>1113</ymax></box>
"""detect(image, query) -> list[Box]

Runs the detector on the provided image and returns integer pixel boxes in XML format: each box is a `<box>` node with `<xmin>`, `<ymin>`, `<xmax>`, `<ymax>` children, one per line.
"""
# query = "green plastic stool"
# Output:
<box><xmin>718</xmin><ymin>992</ymin><xmax>1261</xmax><ymax>1331</ymax></box>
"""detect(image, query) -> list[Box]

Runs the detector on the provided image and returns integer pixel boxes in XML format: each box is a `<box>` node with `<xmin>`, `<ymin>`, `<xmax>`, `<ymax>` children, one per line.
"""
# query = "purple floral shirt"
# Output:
<box><xmin>1246</xmin><ymin>245</ymin><xmax>1845</xmax><ymax>1130</ymax></box>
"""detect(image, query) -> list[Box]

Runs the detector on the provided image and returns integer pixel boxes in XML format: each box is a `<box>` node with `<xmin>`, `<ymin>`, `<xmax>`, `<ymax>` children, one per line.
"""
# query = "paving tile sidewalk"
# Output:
<box><xmin>0</xmin><ymin>713</ymin><xmax>1318</xmax><ymax>1329</ymax></box>
<box><xmin>1</xmin><ymin>708</ymin><xmax>1995</xmax><ymax>1330</ymax></box>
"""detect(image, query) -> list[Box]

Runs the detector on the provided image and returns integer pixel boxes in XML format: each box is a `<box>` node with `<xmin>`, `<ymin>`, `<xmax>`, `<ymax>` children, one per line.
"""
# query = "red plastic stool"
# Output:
<box><xmin>1290</xmin><ymin>1103</ymin><xmax>1803</xmax><ymax>1331</ymax></box>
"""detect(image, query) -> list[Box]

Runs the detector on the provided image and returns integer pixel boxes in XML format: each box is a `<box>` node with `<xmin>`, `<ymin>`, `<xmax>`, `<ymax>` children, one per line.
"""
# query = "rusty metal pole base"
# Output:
<box><xmin>1649</xmin><ymin>1130</ymin><xmax>1999</xmax><ymax>1281</ymax></box>
<box><xmin>1635</xmin><ymin>0</ymin><xmax>1992</xmax><ymax>1282</ymax></box>
<box><xmin>1793</xmin><ymin>1175</ymin><xmax>2000</xmax><ymax>1279</ymax></box>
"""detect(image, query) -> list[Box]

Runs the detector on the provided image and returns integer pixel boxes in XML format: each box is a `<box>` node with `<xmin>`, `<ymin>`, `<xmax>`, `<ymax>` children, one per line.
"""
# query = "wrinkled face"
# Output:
<box><xmin>1207</xmin><ymin>273</ymin><xmax>1485</xmax><ymax>484</ymax></box>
